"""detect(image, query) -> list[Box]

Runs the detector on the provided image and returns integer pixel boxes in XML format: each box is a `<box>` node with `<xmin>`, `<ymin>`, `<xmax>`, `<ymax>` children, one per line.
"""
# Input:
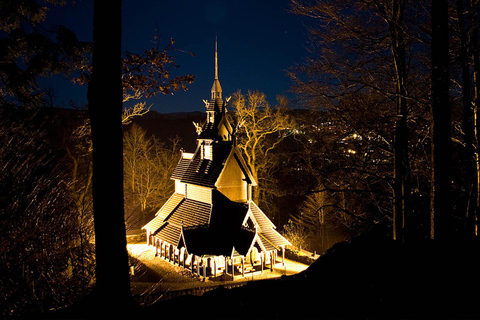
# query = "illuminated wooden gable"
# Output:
<box><xmin>143</xmin><ymin>39</ymin><xmax>290</xmax><ymax>278</ymax></box>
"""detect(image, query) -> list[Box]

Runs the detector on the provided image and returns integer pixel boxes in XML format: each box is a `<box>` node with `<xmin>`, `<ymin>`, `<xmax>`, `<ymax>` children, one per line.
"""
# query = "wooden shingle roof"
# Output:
<box><xmin>249</xmin><ymin>201</ymin><xmax>276</xmax><ymax>231</ymax></box>
<box><xmin>180</xmin><ymin>142</ymin><xmax>231</xmax><ymax>187</ymax></box>
<box><xmin>155</xmin><ymin>222</ymin><xmax>182</xmax><ymax>247</ymax></box>
<box><xmin>182</xmin><ymin>226</ymin><xmax>255</xmax><ymax>257</ymax></box>
<box><xmin>142</xmin><ymin>214</ymin><xmax>165</xmax><ymax>234</ymax></box>
<box><xmin>249</xmin><ymin>201</ymin><xmax>291</xmax><ymax>250</ymax></box>
<box><xmin>171</xmin><ymin>158</ymin><xmax>192</xmax><ymax>180</ymax></box>
<box><xmin>143</xmin><ymin>193</ymin><xmax>185</xmax><ymax>233</ymax></box>
<box><xmin>143</xmin><ymin>196</ymin><xmax>210</xmax><ymax>235</ymax></box>
<box><xmin>259</xmin><ymin>228</ymin><xmax>291</xmax><ymax>250</ymax></box>
<box><xmin>198</xmin><ymin>121</ymin><xmax>218</xmax><ymax>139</ymax></box>
<box><xmin>165</xmin><ymin>198</ymin><xmax>211</xmax><ymax>228</ymax></box>
<box><xmin>155</xmin><ymin>193</ymin><xmax>184</xmax><ymax>219</ymax></box>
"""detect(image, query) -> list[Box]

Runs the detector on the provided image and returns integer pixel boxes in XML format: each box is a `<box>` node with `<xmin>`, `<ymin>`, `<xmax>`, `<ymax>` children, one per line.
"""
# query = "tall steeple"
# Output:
<box><xmin>215</xmin><ymin>36</ymin><xmax>219</xmax><ymax>80</ymax></box>
<box><xmin>211</xmin><ymin>36</ymin><xmax>222</xmax><ymax>100</ymax></box>
<box><xmin>199</xmin><ymin>36</ymin><xmax>232</xmax><ymax>143</ymax></box>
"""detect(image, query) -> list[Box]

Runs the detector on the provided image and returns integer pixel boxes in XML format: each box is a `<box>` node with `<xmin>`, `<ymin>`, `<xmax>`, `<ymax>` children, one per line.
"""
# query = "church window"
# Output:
<box><xmin>204</xmin><ymin>141</ymin><xmax>212</xmax><ymax>160</ymax></box>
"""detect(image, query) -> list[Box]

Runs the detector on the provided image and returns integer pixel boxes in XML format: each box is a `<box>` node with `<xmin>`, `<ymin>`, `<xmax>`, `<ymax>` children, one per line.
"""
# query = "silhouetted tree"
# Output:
<box><xmin>87</xmin><ymin>0</ymin><xmax>132</xmax><ymax>308</ymax></box>
<box><xmin>430</xmin><ymin>0</ymin><xmax>452</xmax><ymax>239</ymax></box>
<box><xmin>290</xmin><ymin>0</ymin><xmax>431</xmax><ymax>240</ymax></box>
<box><xmin>470</xmin><ymin>0</ymin><xmax>480</xmax><ymax>236</ymax></box>
<box><xmin>0</xmin><ymin>0</ymin><xmax>89</xmax><ymax>108</ymax></box>
<box><xmin>452</xmin><ymin>0</ymin><xmax>480</xmax><ymax>236</ymax></box>
<box><xmin>389</xmin><ymin>0</ymin><xmax>410</xmax><ymax>243</ymax></box>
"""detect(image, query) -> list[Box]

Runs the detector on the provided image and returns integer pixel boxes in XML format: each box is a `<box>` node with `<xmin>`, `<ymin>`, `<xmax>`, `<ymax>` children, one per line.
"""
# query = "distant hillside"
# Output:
<box><xmin>130</xmin><ymin>110</ymin><xmax>205</xmax><ymax>152</ymax></box>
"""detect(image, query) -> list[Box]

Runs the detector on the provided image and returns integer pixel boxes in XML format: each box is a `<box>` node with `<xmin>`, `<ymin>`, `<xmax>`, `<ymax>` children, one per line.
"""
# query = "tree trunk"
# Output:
<box><xmin>391</xmin><ymin>0</ymin><xmax>410</xmax><ymax>242</ymax></box>
<box><xmin>430</xmin><ymin>0</ymin><xmax>452</xmax><ymax>239</ymax></box>
<box><xmin>471</xmin><ymin>0</ymin><xmax>480</xmax><ymax>236</ymax></box>
<box><xmin>457</xmin><ymin>0</ymin><xmax>477</xmax><ymax>236</ymax></box>
<box><xmin>87</xmin><ymin>0</ymin><xmax>132</xmax><ymax>306</ymax></box>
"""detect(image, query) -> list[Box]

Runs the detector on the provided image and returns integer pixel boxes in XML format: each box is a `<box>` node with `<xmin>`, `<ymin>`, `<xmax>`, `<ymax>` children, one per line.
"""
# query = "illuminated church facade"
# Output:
<box><xmin>143</xmin><ymin>41</ymin><xmax>290</xmax><ymax>278</ymax></box>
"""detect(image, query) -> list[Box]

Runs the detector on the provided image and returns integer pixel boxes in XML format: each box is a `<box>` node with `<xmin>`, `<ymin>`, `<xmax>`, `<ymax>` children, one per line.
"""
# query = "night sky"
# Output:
<box><xmin>42</xmin><ymin>0</ymin><xmax>311</xmax><ymax>113</ymax></box>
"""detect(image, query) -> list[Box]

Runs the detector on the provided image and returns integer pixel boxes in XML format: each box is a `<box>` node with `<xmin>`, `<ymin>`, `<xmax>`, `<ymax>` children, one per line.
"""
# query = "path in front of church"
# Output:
<box><xmin>127</xmin><ymin>243</ymin><xmax>309</xmax><ymax>300</ymax></box>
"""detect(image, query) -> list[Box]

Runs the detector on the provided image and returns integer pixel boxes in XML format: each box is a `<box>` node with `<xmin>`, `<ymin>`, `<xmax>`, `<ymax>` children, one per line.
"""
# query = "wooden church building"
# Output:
<box><xmin>143</xmin><ymin>41</ymin><xmax>290</xmax><ymax>278</ymax></box>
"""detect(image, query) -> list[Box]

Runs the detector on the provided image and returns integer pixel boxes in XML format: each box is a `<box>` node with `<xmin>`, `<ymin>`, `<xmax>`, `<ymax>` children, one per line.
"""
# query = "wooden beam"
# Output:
<box><xmin>242</xmin><ymin>256</ymin><xmax>245</xmax><ymax>277</ymax></box>
<box><xmin>225</xmin><ymin>256</ymin><xmax>228</xmax><ymax>276</ymax></box>
<box><xmin>261</xmin><ymin>253</ymin><xmax>263</xmax><ymax>273</ymax></box>
<box><xmin>270</xmin><ymin>252</ymin><xmax>273</xmax><ymax>272</ymax></box>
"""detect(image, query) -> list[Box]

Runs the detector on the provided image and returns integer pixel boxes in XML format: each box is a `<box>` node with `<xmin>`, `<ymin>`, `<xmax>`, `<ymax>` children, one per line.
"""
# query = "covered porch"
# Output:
<box><xmin>151</xmin><ymin>236</ymin><xmax>286</xmax><ymax>280</ymax></box>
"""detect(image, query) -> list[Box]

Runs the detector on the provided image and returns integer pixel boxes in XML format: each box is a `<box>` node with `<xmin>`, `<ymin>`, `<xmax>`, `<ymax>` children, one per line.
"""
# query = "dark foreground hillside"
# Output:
<box><xmin>48</xmin><ymin>228</ymin><xmax>479</xmax><ymax>319</ymax></box>
<box><xmin>144</xmin><ymin>229</ymin><xmax>479</xmax><ymax>319</ymax></box>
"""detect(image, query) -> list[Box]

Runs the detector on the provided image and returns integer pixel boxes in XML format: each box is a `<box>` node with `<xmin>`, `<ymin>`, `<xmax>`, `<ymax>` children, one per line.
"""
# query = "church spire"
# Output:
<box><xmin>215</xmin><ymin>35</ymin><xmax>219</xmax><ymax>80</ymax></box>
<box><xmin>211</xmin><ymin>36</ymin><xmax>222</xmax><ymax>100</ymax></box>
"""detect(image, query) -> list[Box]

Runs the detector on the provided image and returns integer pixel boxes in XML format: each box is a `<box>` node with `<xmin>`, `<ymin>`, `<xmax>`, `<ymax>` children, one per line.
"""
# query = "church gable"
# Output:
<box><xmin>217</xmin><ymin>114</ymin><xmax>233</xmax><ymax>141</ymax></box>
<box><xmin>216</xmin><ymin>150</ymin><xmax>249</xmax><ymax>201</ymax></box>
<box><xmin>216</xmin><ymin>153</ymin><xmax>245</xmax><ymax>187</ymax></box>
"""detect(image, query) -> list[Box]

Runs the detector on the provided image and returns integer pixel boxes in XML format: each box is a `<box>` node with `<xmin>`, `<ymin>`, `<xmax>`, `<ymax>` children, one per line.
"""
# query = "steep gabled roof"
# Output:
<box><xmin>197</xmin><ymin>121</ymin><xmax>218</xmax><ymax>140</ymax></box>
<box><xmin>181</xmin><ymin>191</ymin><xmax>255</xmax><ymax>256</ymax></box>
<box><xmin>164</xmin><ymin>198</ymin><xmax>211</xmax><ymax>228</ymax></box>
<box><xmin>143</xmin><ymin>193</ymin><xmax>185</xmax><ymax>232</ymax></box>
<box><xmin>249</xmin><ymin>201</ymin><xmax>291</xmax><ymax>250</ymax></box>
<box><xmin>155</xmin><ymin>222</ymin><xmax>182</xmax><ymax>247</ymax></box>
<box><xmin>249</xmin><ymin>201</ymin><xmax>276</xmax><ymax>231</ymax></box>
<box><xmin>208</xmin><ymin>190</ymin><xmax>249</xmax><ymax>228</ymax></box>
<box><xmin>259</xmin><ymin>228</ymin><xmax>291</xmax><ymax>250</ymax></box>
<box><xmin>143</xmin><ymin>197</ymin><xmax>211</xmax><ymax>248</ymax></box>
<box><xmin>182</xmin><ymin>226</ymin><xmax>256</xmax><ymax>257</ymax></box>
<box><xmin>173</xmin><ymin>139</ymin><xmax>256</xmax><ymax>189</ymax></box>
<box><xmin>180</xmin><ymin>142</ymin><xmax>231</xmax><ymax>187</ymax></box>
<box><xmin>171</xmin><ymin>158</ymin><xmax>192</xmax><ymax>180</ymax></box>
<box><xmin>143</xmin><ymin>214</ymin><xmax>165</xmax><ymax>234</ymax></box>
<box><xmin>155</xmin><ymin>193</ymin><xmax>184</xmax><ymax>219</ymax></box>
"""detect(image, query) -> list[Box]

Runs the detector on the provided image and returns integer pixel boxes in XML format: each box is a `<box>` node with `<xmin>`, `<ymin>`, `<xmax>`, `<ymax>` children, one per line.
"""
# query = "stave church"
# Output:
<box><xmin>142</xmin><ymin>40</ymin><xmax>290</xmax><ymax>279</ymax></box>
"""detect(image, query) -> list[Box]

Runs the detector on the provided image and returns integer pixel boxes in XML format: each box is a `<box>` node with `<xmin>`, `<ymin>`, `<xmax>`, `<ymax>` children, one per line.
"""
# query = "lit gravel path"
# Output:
<box><xmin>127</xmin><ymin>243</ymin><xmax>309</xmax><ymax>296</ymax></box>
